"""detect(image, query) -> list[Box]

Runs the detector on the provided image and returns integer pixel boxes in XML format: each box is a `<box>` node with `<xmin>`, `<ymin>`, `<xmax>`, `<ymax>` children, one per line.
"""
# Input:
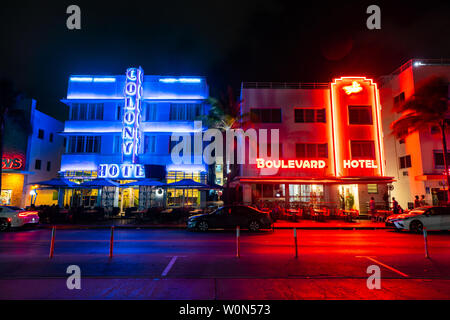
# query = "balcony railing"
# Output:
<box><xmin>390</xmin><ymin>58</ymin><xmax>450</xmax><ymax>76</ymax></box>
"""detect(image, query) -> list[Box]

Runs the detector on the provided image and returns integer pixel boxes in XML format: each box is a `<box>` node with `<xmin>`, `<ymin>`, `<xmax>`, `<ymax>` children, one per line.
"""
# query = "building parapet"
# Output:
<box><xmin>241</xmin><ymin>82</ymin><xmax>329</xmax><ymax>89</ymax></box>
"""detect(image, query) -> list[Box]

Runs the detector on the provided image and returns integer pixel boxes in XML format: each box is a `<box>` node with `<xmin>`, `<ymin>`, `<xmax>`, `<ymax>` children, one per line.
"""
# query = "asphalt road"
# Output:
<box><xmin>0</xmin><ymin>228</ymin><xmax>449</xmax><ymax>299</ymax></box>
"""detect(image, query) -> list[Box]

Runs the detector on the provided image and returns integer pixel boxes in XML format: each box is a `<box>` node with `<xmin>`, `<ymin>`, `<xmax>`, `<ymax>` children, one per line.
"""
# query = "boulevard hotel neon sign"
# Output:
<box><xmin>98</xmin><ymin>67</ymin><xmax>145</xmax><ymax>179</ymax></box>
<box><xmin>256</xmin><ymin>159</ymin><xmax>377</xmax><ymax>169</ymax></box>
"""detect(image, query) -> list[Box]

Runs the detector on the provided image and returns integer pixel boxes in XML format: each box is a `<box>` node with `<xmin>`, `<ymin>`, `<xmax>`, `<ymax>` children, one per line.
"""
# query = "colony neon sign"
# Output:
<box><xmin>123</xmin><ymin>67</ymin><xmax>143</xmax><ymax>162</ymax></box>
<box><xmin>256</xmin><ymin>159</ymin><xmax>326</xmax><ymax>169</ymax></box>
<box><xmin>97</xmin><ymin>67</ymin><xmax>146</xmax><ymax>179</ymax></box>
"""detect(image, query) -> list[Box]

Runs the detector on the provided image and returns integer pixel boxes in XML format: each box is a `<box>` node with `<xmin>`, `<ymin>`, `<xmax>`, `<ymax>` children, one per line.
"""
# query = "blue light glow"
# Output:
<box><xmin>123</xmin><ymin>67</ymin><xmax>144</xmax><ymax>163</ymax></box>
<box><xmin>98</xmin><ymin>164</ymin><xmax>145</xmax><ymax>178</ymax></box>
<box><xmin>93</xmin><ymin>77</ymin><xmax>116</xmax><ymax>82</ymax></box>
<box><xmin>159</xmin><ymin>78</ymin><xmax>202</xmax><ymax>83</ymax></box>
<box><xmin>166</xmin><ymin>164</ymin><xmax>207</xmax><ymax>172</ymax></box>
<box><xmin>70</xmin><ymin>77</ymin><xmax>93</xmax><ymax>82</ymax></box>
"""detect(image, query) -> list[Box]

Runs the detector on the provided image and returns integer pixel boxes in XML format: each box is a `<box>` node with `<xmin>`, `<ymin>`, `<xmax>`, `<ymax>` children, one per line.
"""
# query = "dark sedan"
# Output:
<box><xmin>187</xmin><ymin>205</ymin><xmax>273</xmax><ymax>232</ymax></box>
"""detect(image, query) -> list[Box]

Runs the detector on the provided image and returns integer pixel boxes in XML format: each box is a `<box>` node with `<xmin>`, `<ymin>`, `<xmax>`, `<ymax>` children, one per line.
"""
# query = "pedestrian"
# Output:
<box><xmin>392</xmin><ymin>197</ymin><xmax>400</xmax><ymax>214</ymax></box>
<box><xmin>414</xmin><ymin>195</ymin><xmax>420</xmax><ymax>208</ymax></box>
<box><xmin>420</xmin><ymin>195</ymin><xmax>428</xmax><ymax>206</ymax></box>
<box><xmin>369</xmin><ymin>197</ymin><xmax>376</xmax><ymax>221</ymax></box>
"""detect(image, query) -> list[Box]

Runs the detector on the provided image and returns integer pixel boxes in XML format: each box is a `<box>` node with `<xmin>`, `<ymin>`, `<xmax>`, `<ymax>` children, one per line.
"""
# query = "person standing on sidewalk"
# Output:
<box><xmin>420</xmin><ymin>195</ymin><xmax>428</xmax><ymax>206</ymax></box>
<box><xmin>369</xmin><ymin>197</ymin><xmax>376</xmax><ymax>221</ymax></box>
<box><xmin>392</xmin><ymin>197</ymin><xmax>400</xmax><ymax>214</ymax></box>
<box><xmin>414</xmin><ymin>195</ymin><xmax>421</xmax><ymax>208</ymax></box>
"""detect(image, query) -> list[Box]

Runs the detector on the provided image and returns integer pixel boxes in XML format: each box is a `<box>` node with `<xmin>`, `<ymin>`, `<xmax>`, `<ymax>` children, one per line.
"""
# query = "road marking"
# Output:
<box><xmin>356</xmin><ymin>256</ymin><xmax>409</xmax><ymax>278</ymax></box>
<box><xmin>161</xmin><ymin>256</ymin><xmax>178</xmax><ymax>277</ymax></box>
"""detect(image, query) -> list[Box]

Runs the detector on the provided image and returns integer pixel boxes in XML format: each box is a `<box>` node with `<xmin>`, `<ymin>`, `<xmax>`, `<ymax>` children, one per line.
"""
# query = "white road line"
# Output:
<box><xmin>161</xmin><ymin>256</ymin><xmax>178</xmax><ymax>277</ymax></box>
<box><xmin>356</xmin><ymin>256</ymin><xmax>409</xmax><ymax>278</ymax></box>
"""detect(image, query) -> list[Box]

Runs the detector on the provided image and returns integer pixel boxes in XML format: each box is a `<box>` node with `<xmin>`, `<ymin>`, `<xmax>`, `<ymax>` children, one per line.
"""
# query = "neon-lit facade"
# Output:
<box><xmin>60</xmin><ymin>69</ymin><xmax>212</xmax><ymax>208</ymax></box>
<box><xmin>234</xmin><ymin>77</ymin><xmax>392</xmax><ymax>213</ymax></box>
<box><xmin>380</xmin><ymin>59</ymin><xmax>450</xmax><ymax>208</ymax></box>
<box><xmin>1</xmin><ymin>99</ymin><xmax>65</xmax><ymax>207</ymax></box>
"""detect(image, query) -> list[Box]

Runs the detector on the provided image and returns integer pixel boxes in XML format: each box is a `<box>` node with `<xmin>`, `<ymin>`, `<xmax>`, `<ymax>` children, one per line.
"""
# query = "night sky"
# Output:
<box><xmin>1</xmin><ymin>0</ymin><xmax>449</xmax><ymax>121</ymax></box>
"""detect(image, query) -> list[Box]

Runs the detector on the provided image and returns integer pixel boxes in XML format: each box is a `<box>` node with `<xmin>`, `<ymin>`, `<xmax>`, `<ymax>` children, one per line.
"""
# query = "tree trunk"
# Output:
<box><xmin>440</xmin><ymin>122</ymin><xmax>450</xmax><ymax>203</ymax></box>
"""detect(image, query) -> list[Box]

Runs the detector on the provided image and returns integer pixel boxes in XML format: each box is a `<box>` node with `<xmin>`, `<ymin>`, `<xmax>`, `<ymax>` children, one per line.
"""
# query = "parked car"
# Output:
<box><xmin>385</xmin><ymin>206</ymin><xmax>450</xmax><ymax>233</ymax></box>
<box><xmin>187</xmin><ymin>205</ymin><xmax>273</xmax><ymax>232</ymax></box>
<box><xmin>0</xmin><ymin>206</ymin><xmax>40</xmax><ymax>231</ymax></box>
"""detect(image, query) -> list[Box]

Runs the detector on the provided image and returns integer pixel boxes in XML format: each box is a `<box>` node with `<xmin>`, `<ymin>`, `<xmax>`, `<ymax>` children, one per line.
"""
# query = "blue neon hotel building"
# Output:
<box><xmin>60</xmin><ymin>67</ymin><xmax>212</xmax><ymax>210</ymax></box>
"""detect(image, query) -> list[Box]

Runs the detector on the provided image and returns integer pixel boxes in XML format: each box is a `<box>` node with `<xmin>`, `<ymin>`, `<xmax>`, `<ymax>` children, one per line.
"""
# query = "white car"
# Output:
<box><xmin>387</xmin><ymin>206</ymin><xmax>450</xmax><ymax>233</ymax></box>
<box><xmin>0</xmin><ymin>206</ymin><xmax>40</xmax><ymax>231</ymax></box>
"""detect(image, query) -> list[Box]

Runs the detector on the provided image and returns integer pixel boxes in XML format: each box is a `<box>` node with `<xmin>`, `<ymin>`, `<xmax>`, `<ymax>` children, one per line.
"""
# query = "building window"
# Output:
<box><xmin>250</xmin><ymin>108</ymin><xmax>282</xmax><ymax>123</ymax></box>
<box><xmin>169</xmin><ymin>103</ymin><xmax>203</xmax><ymax>121</ymax></box>
<box><xmin>35</xmin><ymin>159</ymin><xmax>41</xmax><ymax>170</ymax></box>
<box><xmin>351</xmin><ymin>141</ymin><xmax>375</xmax><ymax>159</ymax></box>
<box><xmin>67</xmin><ymin>136</ymin><xmax>101</xmax><ymax>153</ymax></box>
<box><xmin>396</xmin><ymin>128</ymin><xmax>408</xmax><ymax>144</ymax></box>
<box><xmin>399</xmin><ymin>155</ymin><xmax>412</xmax><ymax>169</ymax></box>
<box><xmin>38</xmin><ymin>129</ymin><xmax>44</xmax><ymax>139</ymax></box>
<box><xmin>46</xmin><ymin>161</ymin><xmax>51</xmax><ymax>171</ymax></box>
<box><xmin>144</xmin><ymin>103</ymin><xmax>158</xmax><ymax>121</ymax></box>
<box><xmin>294</xmin><ymin>108</ymin><xmax>326</xmax><ymax>123</ymax></box>
<box><xmin>49</xmin><ymin>133</ymin><xmax>53</xmax><ymax>142</ymax></box>
<box><xmin>431</xmin><ymin>126</ymin><xmax>440</xmax><ymax>134</ymax></box>
<box><xmin>367</xmin><ymin>184</ymin><xmax>378</xmax><ymax>194</ymax></box>
<box><xmin>348</xmin><ymin>105</ymin><xmax>373</xmax><ymax>125</ymax></box>
<box><xmin>393</xmin><ymin>92</ymin><xmax>405</xmax><ymax>109</ymax></box>
<box><xmin>71</xmin><ymin>103</ymin><xmax>104</xmax><ymax>120</ymax></box>
<box><xmin>85</xmin><ymin>136</ymin><xmax>101</xmax><ymax>153</ymax></box>
<box><xmin>144</xmin><ymin>135</ymin><xmax>156</xmax><ymax>153</ymax></box>
<box><xmin>434</xmin><ymin>152</ymin><xmax>450</xmax><ymax>168</ymax></box>
<box><xmin>116</xmin><ymin>104</ymin><xmax>123</xmax><ymax>120</ymax></box>
<box><xmin>113</xmin><ymin>135</ymin><xmax>121</xmax><ymax>153</ymax></box>
<box><xmin>296</xmin><ymin>143</ymin><xmax>328</xmax><ymax>158</ymax></box>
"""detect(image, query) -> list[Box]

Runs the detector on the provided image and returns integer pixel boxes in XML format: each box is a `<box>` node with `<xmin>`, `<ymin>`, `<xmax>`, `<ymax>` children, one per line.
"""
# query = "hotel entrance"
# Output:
<box><xmin>338</xmin><ymin>184</ymin><xmax>360</xmax><ymax>211</ymax></box>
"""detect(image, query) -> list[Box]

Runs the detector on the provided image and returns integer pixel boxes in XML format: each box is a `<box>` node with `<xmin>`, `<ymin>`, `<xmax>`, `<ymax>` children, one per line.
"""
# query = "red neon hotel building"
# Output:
<box><xmin>232</xmin><ymin>77</ymin><xmax>393</xmax><ymax>213</ymax></box>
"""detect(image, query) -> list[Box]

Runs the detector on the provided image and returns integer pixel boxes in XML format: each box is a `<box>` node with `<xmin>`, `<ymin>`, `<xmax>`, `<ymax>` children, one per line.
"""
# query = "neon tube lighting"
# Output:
<box><xmin>166</xmin><ymin>164</ymin><xmax>206</xmax><ymax>172</ymax></box>
<box><xmin>93</xmin><ymin>77</ymin><xmax>116</xmax><ymax>82</ymax></box>
<box><xmin>70</xmin><ymin>77</ymin><xmax>93</xmax><ymax>82</ymax></box>
<box><xmin>330</xmin><ymin>76</ymin><xmax>385</xmax><ymax>177</ymax></box>
<box><xmin>159</xmin><ymin>78</ymin><xmax>202</xmax><ymax>83</ymax></box>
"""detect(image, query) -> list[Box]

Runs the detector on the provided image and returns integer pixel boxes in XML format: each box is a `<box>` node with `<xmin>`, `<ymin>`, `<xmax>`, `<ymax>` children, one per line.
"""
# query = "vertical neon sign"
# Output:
<box><xmin>123</xmin><ymin>67</ymin><xmax>143</xmax><ymax>164</ymax></box>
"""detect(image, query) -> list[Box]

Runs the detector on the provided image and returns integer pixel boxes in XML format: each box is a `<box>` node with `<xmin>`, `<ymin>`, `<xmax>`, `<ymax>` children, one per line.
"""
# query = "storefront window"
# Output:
<box><xmin>289</xmin><ymin>184</ymin><xmax>324</xmax><ymax>204</ymax></box>
<box><xmin>166</xmin><ymin>171</ymin><xmax>207</xmax><ymax>207</ymax></box>
<box><xmin>252</xmin><ymin>184</ymin><xmax>285</xmax><ymax>202</ymax></box>
<box><xmin>0</xmin><ymin>190</ymin><xmax>12</xmax><ymax>205</ymax></box>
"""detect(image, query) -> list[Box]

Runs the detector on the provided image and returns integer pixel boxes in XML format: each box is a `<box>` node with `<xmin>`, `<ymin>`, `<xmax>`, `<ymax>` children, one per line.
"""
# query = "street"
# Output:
<box><xmin>0</xmin><ymin>228</ymin><xmax>449</xmax><ymax>299</ymax></box>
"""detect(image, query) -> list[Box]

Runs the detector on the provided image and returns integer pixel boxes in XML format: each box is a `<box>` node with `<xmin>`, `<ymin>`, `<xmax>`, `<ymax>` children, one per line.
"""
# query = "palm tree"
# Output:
<box><xmin>202</xmin><ymin>86</ymin><xmax>251</xmax><ymax>203</ymax></box>
<box><xmin>390</xmin><ymin>75</ymin><xmax>450</xmax><ymax>202</ymax></box>
<box><xmin>0</xmin><ymin>79</ymin><xmax>33</xmax><ymax>193</ymax></box>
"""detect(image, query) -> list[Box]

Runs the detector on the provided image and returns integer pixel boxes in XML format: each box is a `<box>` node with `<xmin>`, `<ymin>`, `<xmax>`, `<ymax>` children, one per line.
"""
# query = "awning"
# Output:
<box><xmin>29</xmin><ymin>178</ymin><xmax>76</xmax><ymax>188</ymax></box>
<box><xmin>77</xmin><ymin>178</ymin><xmax>119</xmax><ymax>188</ymax></box>
<box><xmin>164</xmin><ymin>179</ymin><xmax>215</xmax><ymax>189</ymax></box>
<box><xmin>415</xmin><ymin>174</ymin><xmax>446</xmax><ymax>181</ymax></box>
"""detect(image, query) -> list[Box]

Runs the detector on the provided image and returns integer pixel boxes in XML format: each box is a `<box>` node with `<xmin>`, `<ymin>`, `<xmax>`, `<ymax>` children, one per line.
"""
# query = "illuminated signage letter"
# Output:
<box><xmin>343</xmin><ymin>81</ymin><xmax>363</xmax><ymax>95</ymax></box>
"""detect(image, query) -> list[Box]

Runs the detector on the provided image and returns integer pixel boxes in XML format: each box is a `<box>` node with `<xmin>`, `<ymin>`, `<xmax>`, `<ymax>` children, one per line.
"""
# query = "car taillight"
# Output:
<box><xmin>18</xmin><ymin>211</ymin><xmax>38</xmax><ymax>217</ymax></box>
<box><xmin>7</xmin><ymin>218</ymin><xmax>11</xmax><ymax>222</ymax></box>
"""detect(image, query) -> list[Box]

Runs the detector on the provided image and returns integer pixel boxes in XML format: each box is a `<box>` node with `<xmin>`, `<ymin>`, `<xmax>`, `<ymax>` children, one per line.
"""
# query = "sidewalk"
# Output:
<box><xmin>37</xmin><ymin>218</ymin><xmax>388</xmax><ymax>230</ymax></box>
<box><xmin>0</xmin><ymin>278</ymin><xmax>448</xmax><ymax>299</ymax></box>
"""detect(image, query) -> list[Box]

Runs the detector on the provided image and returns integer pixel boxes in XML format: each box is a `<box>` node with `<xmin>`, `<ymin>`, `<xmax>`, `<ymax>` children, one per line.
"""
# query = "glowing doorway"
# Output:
<box><xmin>338</xmin><ymin>184</ymin><xmax>359</xmax><ymax>211</ymax></box>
